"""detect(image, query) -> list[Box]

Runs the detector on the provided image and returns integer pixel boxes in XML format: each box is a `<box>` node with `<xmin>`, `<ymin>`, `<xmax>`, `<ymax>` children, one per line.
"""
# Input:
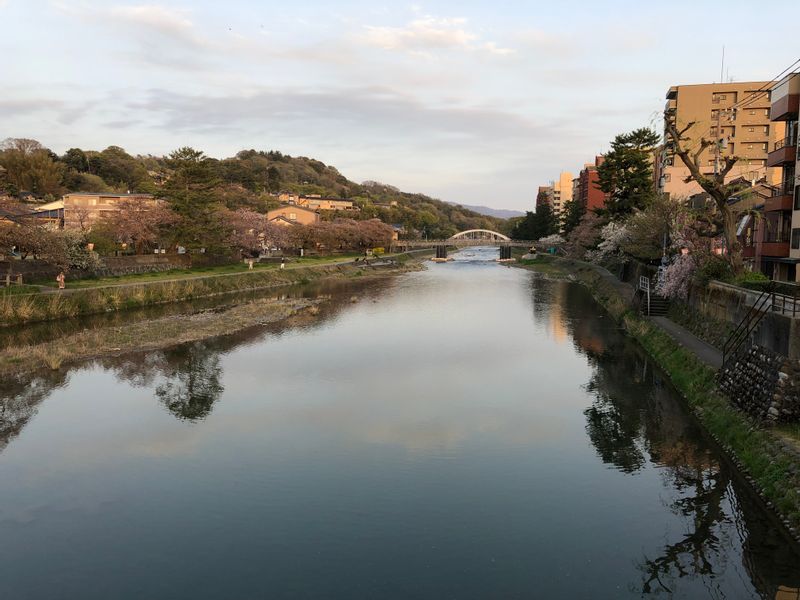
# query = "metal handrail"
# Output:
<box><xmin>774</xmin><ymin>135</ymin><xmax>798</xmax><ymax>151</ymax></box>
<box><xmin>771</xmin><ymin>184</ymin><xmax>794</xmax><ymax>197</ymax></box>
<box><xmin>721</xmin><ymin>282</ymin><xmax>775</xmax><ymax>368</ymax></box>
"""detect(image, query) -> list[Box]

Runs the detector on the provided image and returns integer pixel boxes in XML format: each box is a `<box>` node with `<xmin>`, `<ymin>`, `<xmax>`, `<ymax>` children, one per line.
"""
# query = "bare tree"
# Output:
<box><xmin>664</xmin><ymin>116</ymin><xmax>745</xmax><ymax>274</ymax></box>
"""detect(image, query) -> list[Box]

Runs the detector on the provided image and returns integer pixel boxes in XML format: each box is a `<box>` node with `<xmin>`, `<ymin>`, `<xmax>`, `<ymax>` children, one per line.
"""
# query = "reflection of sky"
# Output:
<box><xmin>0</xmin><ymin>256</ymin><xmax>797</xmax><ymax>598</ymax></box>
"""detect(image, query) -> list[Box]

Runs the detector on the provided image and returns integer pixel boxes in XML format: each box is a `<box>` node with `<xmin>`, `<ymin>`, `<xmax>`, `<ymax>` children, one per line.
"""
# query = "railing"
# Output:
<box><xmin>721</xmin><ymin>281</ymin><xmax>800</xmax><ymax>369</ymax></box>
<box><xmin>639</xmin><ymin>276</ymin><xmax>651</xmax><ymax>316</ymax></box>
<box><xmin>774</xmin><ymin>134</ymin><xmax>797</xmax><ymax>151</ymax></box>
<box><xmin>772</xmin><ymin>183</ymin><xmax>795</xmax><ymax>197</ymax></box>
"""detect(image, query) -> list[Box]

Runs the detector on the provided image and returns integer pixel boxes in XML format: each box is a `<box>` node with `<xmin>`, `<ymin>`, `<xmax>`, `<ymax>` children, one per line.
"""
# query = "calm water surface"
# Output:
<box><xmin>1</xmin><ymin>248</ymin><xmax>799</xmax><ymax>599</ymax></box>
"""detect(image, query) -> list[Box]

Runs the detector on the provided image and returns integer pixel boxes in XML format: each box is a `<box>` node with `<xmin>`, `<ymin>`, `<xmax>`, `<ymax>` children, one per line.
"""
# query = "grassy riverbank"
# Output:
<box><xmin>0</xmin><ymin>253</ymin><xmax>425</xmax><ymax>327</ymax></box>
<box><xmin>517</xmin><ymin>255</ymin><xmax>800</xmax><ymax>539</ymax></box>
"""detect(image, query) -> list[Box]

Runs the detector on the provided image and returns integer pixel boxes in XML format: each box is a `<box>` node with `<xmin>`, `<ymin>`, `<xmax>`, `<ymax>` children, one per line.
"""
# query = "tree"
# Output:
<box><xmin>161</xmin><ymin>147</ymin><xmax>228</xmax><ymax>252</ymax></box>
<box><xmin>564</xmin><ymin>212</ymin><xmax>603</xmax><ymax>259</ymax></box>
<box><xmin>0</xmin><ymin>138</ymin><xmax>64</xmax><ymax>198</ymax></box>
<box><xmin>511</xmin><ymin>203</ymin><xmax>559</xmax><ymax>240</ymax></box>
<box><xmin>101</xmin><ymin>198</ymin><xmax>178</xmax><ymax>254</ymax></box>
<box><xmin>560</xmin><ymin>199</ymin><xmax>586</xmax><ymax>234</ymax></box>
<box><xmin>597</xmin><ymin>128</ymin><xmax>660</xmax><ymax>219</ymax></box>
<box><xmin>664</xmin><ymin>117</ymin><xmax>746</xmax><ymax>274</ymax></box>
<box><xmin>62</xmin><ymin>148</ymin><xmax>90</xmax><ymax>173</ymax></box>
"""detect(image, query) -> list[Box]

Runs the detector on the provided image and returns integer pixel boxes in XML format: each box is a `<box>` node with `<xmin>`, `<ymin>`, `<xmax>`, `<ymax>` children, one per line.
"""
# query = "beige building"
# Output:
<box><xmin>33</xmin><ymin>192</ymin><xmax>158</xmax><ymax>229</ymax></box>
<box><xmin>550</xmin><ymin>171</ymin><xmax>573</xmax><ymax>214</ymax></box>
<box><xmin>278</xmin><ymin>193</ymin><xmax>356</xmax><ymax>211</ymax></box>
<box><xmin>267</xmin><ymin>204</ymin><xmax>320</xmax><ymax>226</ymax></box>
<box><xmin>658</xmin><ymin>81</ymin><xmax>785</xmax><ymax>199</ymax></box>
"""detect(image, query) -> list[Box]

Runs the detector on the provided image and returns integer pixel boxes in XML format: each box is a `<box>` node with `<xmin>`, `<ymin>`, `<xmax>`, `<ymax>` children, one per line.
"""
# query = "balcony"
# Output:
<box><xmin>767</xmin><ymin>135</ymin><xmax>797</xmax><ymax>166</ymax></box>
<box><xmin>764</xmin><ymin>188</ymin><xmax>793</xmax><ymax>212</ymax></box>
<box><xmin>760</xmin><ymin>241</ymin><xmax>790</xmax><ymax>257</ymax></box>
<box><xmin>770</xmin><ymin>93</ymin><xmax>800</xmax><ymax>121</ymax></box>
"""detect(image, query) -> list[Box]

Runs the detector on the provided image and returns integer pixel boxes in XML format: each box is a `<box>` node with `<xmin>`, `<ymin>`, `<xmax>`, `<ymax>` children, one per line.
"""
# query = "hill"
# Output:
<box><xmin>447</xmin><ymin>202</ymin><xmax>524</xmax><ymax>220</ymax></box>
<box><xmin>0</xmin><ymin>139</ymin><xmax>513</xmax><ymax>239</ymax></box>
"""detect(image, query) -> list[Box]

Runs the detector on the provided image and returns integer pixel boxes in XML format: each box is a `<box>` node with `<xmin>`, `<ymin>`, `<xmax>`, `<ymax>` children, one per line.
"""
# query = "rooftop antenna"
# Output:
<box><xmin>720</xmin><ymin>45</ymin><xmax>725</xmax><ymax>83</ymax></box>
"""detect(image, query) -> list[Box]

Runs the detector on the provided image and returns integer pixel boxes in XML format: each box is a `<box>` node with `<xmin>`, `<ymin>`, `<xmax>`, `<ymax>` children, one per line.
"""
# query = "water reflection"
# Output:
<box><xmin>1</xmin><ymin>261</ymin><xmax>799</xmax><ymax>599</ymax></box>
<box><xmin>532</xmin><ymin>275</ymin><xmax>800</xmax><ymax>598</ymax></box>
<box><xmin>0</xmin><ymin>371</ymin><xmax>68</xmax><ymax>453</ymax></box>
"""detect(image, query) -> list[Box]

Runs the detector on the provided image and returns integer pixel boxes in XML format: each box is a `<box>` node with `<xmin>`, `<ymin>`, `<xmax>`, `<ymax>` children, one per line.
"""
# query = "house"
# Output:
<box><xmin>31</xmin><ymin>192</ymin><xmax>159</xmax><ymax>229</ymax></box>
<box><xmin>266</xmin><ymin>204</ymin><xmax>320</xmax><ymax>226</ymax></box>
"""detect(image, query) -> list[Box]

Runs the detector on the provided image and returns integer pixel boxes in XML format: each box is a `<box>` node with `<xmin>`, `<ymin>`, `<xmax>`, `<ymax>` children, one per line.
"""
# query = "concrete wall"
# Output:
<box><xmin>686</xmin><ymin>280</ymin><xmax>799</xmax><ymax>357</ymax></box>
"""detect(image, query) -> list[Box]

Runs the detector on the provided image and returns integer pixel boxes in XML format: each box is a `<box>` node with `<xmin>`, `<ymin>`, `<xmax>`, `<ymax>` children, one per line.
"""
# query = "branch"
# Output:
<box><xmin>719</xmin><ymin>156</ymin><xmax>738</xmax><ymax>180</ymax></box>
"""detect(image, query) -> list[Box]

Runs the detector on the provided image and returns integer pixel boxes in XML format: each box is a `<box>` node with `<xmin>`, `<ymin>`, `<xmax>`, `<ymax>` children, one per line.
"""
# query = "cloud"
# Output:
<box><xmin>361</xmin><ymin>16</ymin><xmax>513</xmax><ymax>56</ymax></box>
<box><xmin>128</xmin><ymin>86</ymin><xmax>551</xmax><ymax>145</ymax></box>
<box><xmin>108</xmin><ymin>4</ymin><xmax>196</xmax><ymax>41</ymax></box>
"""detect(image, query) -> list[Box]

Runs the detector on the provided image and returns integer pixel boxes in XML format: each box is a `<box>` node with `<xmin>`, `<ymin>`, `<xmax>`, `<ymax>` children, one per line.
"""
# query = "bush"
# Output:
<box><xmin>731</xmin><ymin>270</ymin><xmax>770</xmax><ymax>291</ymax></box>
<box><xmin>694</xmin><ymin>256</ymin><xmax>732</xmax><ymax>285</ymax></box>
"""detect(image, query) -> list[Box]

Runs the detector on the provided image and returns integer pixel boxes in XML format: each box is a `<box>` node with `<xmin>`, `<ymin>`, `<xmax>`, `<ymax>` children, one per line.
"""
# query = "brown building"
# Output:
<box><xmin>32</xmin><ymin>192</ymin><xmax>158</xmax><ymax>229</ymax></box>
<box><xmin>755</xmin><ymin>73</ymin><xmax>799</xmax><ymax>281</ymax></box>
<box><xmin>536</xmin><ymin>185</ymin><xmax>553</xmax><ymax>209</ymax></box>
<box><xmin>573</xmin><ymin>157</ymin><xmax>608</xmax><ymax>212</ymax></box>
<box><xmin>267</xmin><ymin>204</ymin><xmax>320</xmax><ymax>226</ymax></box>
<box><xmin>658</xmin><ymin>81</ymin><xmax>785</xmax><ymax>199</ymax></box>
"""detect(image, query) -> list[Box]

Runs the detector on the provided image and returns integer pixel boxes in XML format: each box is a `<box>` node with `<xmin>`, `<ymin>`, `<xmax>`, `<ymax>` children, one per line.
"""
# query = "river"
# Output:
<box><xmin>1</xmin><ymin>247</ymin><xmax>798</xmax><ymax>599</ymax></box>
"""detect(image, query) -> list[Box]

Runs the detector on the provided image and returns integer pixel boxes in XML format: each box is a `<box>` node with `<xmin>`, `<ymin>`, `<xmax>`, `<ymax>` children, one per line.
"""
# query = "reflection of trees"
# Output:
<box><xmin>638</xmin><ymin>463</ymin><xmax>729</xmax><ymax>595</ymax></box>
<box><xmin>155</xmin><ymin>343</ymin><xmax>224</xmax><ymax>421</ymax></box>
<box><xmin>0</xmin><ymin>371</ymin><xmax>68</xmax><ymax>454</ymax></box>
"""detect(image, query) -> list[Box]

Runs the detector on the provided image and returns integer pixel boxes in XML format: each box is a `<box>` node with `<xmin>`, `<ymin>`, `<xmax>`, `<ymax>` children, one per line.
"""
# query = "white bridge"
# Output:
<box><xmin>392</xmin><ymin>229</ymin><xmax>533</xmax><ymax>249</ymax></box>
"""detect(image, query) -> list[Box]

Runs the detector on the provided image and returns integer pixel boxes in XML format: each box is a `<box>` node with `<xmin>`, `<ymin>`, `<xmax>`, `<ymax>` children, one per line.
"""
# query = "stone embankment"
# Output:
<box><xmin>719</xmin><ymin>347</ymin><xmax>800</xmax><ymax>423</ymax></box>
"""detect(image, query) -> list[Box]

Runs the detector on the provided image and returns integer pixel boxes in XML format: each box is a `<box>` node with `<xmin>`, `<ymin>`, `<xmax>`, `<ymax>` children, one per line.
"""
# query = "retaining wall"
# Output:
<box><xmin>719</xmin><ymin>345</ymin><xmax>800</xmax><ymax>423</ymax></box>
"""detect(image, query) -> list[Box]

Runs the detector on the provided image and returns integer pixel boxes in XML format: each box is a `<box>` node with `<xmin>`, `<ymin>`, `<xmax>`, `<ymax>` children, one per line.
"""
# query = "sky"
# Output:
<box><xmin>3</xmin><ymin>1</ymin><xmax>799</xmax><ymax>211</ymax></box>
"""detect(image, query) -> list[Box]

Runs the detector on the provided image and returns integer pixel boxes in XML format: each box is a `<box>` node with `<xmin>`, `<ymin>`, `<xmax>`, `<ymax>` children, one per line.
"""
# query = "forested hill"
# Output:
<box><xmin>0</xmin><ymin>140</ymin><xmax>511</xmax><ymax>238</ymax></box>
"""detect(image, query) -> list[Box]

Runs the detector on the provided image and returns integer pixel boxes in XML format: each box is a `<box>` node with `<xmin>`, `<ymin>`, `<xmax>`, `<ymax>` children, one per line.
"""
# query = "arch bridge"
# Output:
<box><xmin>391</xmin><ymin>229</ymin><xmax>533</xmax><ymax>249</ymax></box>
<box><xmin>389</xmin><ymin>229</ymin><xmax>535</xmax><ymax>260</ymax></box>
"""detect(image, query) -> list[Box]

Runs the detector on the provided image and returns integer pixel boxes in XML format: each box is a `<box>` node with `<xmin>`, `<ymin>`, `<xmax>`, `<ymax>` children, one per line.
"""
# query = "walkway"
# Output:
<box><xmin>650</xmin><ymin>316</ymin><xmax>723</xmax><ymax>370</ymax></box>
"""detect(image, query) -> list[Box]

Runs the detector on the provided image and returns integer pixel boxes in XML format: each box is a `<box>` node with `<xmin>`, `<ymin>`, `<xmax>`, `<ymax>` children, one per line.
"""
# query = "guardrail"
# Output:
<box><xmin>774</xmin><ymin>135</ymin><xmax>798</xmax><ymax>151</ymax></box>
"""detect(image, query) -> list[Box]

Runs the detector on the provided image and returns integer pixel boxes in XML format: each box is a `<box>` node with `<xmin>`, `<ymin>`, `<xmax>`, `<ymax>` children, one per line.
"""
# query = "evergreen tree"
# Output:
<box><xmin>161</xmin><ymin>147</ymin><xmax>228</xmax><ymax>252</ymax></box>
<box><xmin>511</xmin><ymin>203</ymin><xmax>559</xmax><ymax>240</ymax></box>
<box><xmin>597</xmin><ymin>128</ymin><xmax>659</xmax><ymax>219</ymax></box>
<box><xmin>560</xmin><ymin>199</ymin><xmax>586</xmax><ymax>234</ymax></box>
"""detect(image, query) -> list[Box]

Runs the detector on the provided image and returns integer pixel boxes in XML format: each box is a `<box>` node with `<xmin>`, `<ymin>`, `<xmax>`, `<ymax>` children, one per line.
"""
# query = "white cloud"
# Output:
<box><xmin>361</xmin><ymin>16</ymin><xmax>513</xmax><ymax>56</ymax></box>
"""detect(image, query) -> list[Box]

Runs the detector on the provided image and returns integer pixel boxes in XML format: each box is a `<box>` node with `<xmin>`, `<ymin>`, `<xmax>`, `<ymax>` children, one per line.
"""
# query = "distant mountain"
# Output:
<box><xmin>447</xmin><ymin>202</ymin><xmax>525</xmax><ymax>220</ymax></box>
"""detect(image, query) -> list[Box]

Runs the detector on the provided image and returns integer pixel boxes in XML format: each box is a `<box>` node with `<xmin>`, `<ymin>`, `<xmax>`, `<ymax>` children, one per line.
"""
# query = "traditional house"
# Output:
<box><xmin>266</xmin><ymin>204</ymin><xmax>320</xmax><ymax>226</ymax></box>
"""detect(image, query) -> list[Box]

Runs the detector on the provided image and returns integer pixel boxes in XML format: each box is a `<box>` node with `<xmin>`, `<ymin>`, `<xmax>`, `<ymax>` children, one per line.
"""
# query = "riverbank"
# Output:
<box><xmin>515</xmin><ymin>255</ymin><xmax>800</xmax><ymax>541</ymax></box>
<box><xmin>0</xmin><ymin>252</ymin><xmax>428</xmax><ymax>327</ymax></box>
<box><xmin>0</xmin><ymin>262</ymin><xmax>417</xmax><ymax>375</ymax></box>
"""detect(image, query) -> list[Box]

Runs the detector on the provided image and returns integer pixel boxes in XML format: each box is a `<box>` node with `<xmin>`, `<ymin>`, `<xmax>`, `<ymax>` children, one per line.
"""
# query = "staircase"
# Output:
<box><xmin>638</xmin><ymin>275</ymin><xmax>670</xmax><ymax>316</ymax></box>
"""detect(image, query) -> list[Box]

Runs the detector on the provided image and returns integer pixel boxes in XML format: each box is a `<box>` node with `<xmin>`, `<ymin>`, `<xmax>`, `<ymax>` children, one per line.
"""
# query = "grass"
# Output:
<box><xmin>524</xmin><ymin>255</ymin><xmax>800</xmax><ymax>535</ymax></box>
<box><xmin>35</xmin><ymin>254</ymin><xmax>364</xmax><ymax>290</ymax></box>
<box><xmin>0</xmin><ymin>284</ymin><xmax>41</xmax><ymax>296</ymax></box>
<box><xmin>0</xmin><ymin>255</ymin><xmax>421</xmax><ymax>327</ymax></box>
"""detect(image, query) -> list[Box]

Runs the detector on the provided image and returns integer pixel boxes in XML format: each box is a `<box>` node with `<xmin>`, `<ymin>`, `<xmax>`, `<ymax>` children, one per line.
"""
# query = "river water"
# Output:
<box><xmin>1</xmin><ymin>247</ymin><xmax>799</xmax><ymax>599</ymax></box>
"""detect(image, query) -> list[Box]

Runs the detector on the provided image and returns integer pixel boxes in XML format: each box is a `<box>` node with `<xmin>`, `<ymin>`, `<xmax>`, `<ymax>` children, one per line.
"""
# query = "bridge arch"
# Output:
<box><xmin>447</xmin><ymin>229</ymin><xmax>511</xmax><ymax>242</ymax></box>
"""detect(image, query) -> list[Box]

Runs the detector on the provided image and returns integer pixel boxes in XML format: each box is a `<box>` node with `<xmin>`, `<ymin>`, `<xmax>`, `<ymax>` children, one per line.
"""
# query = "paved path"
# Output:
<box><xmin>650</xmin><ymin>315</ymin><xmax>723</xmax><ymax>369</ymax></box>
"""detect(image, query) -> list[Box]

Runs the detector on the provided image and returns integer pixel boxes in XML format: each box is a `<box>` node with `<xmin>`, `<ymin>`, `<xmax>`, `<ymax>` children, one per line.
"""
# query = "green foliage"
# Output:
<box><xmin>597</xmin><ymin>128</ymin><xmax>659</xmax><ymax>219</ymax></box>
<box><xmin>730</xmin><ymin>270</ymin><xmax>770</xmax><ymax>290</ymax></box>
<box><xmin>560</xmin><ymin>199</ymin><xmax>586</xmax><ymax>234</ymax></box>
<box><xmin>511</xmin><ymin>204</ymin><xmax>559</xmax><ymax>240</ymax></box>
<box><xmin>694</xmin><ymin>255</ymin><xmax>732</xmax><ymax>285</ymax></box>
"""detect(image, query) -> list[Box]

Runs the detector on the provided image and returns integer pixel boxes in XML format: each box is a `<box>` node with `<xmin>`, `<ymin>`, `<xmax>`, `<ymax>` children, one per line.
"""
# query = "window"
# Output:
<box><xmin>749</xmin><ymin>110</ymin><xmax>756</xmax><ymax>116</ymax></box>
<box><xmin>795</xmin><ymin>187</ymin><xmax>800</xmax><ymax>210</ymax></box>
<box><xmin>664</xmin><ymin>174</ymin><xmax>671</xmax><ymax>182</ymax></box>
<box><xmin>289</xmin><ymin>212</ymin><xmax>297</xmax><ymax>220</ymax></box>
<box><xmin>765</xmin><ymin>109</ymin><xmax>770</xmax><ymax>116</ymax></box>
<box><xmin>748</xmin><ymin>127</ymin><xmax>755</xmax><ymax>132</ymax></box>
<box><xmin>748</xmin><ymin>144</ymin><xmax>754</xmax><ymax>149</ymax></box>
<box><xmin>793</xmin><ymin>228</ymin><xmax>800</xmax><ymax>250</ymax></box>
<box><xmin>764</xmin><ymin>126</ymin><xmax>770</xmax><ymax>135</ymax></box>
<box><xmin>711</xmin><ymin>109</ymin><xmax>720</xmax><ymax>119</ymax></box>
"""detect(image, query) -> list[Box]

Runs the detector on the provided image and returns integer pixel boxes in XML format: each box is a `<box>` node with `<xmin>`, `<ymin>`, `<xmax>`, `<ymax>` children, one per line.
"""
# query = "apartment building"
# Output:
<box><xmin>536</xmin><ymin>185</ymin><xmax>553</xmax><ymax>209</ymax></box>
<box><xmin>573</xmin><ymin>157</ymin><xmax>608</xmax><ymax>212</ymax></box>
<box><xmin>658</xmin><ymin>82</ymin><xmax>785</xmax><ymax>199</ymax></box>
<box><xmin>758</xmin><ymin>73</ymin><xmax>800</xmax><ymax>281</ymax></box>
<box><xmin>550</xmin><ymin>171</ymin><xmax>573</xmax><ymax>214</ymax></box>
